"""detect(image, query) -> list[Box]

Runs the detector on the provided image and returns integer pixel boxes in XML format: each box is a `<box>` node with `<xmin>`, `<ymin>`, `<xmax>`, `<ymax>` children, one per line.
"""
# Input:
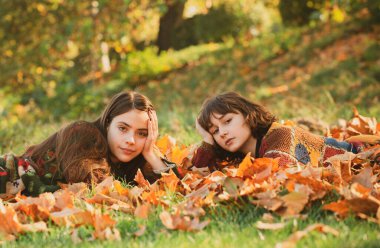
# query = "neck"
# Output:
<box><xmin>239</xmin><ymin>136</ymin><xmax>257</xmax><ymax>157</ymax></box>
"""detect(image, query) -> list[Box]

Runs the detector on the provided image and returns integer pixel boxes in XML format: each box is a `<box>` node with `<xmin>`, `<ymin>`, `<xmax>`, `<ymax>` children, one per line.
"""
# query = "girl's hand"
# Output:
<box><xmin>142</xmin><ymin>110</ymin><xmax>166</xmax><ymax>170</ymax></box>
<box><xmin>196</xmin><ymin>118</ymin><xmax>214</xmax><ymax>145</ymax></box>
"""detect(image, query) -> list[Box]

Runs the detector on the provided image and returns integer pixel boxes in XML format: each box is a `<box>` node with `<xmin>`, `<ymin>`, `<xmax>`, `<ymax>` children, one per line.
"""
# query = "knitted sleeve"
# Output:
<box><xmin>259</xmin><ymin>127</ymin><xmax>299</xmax><ymax>167</ymax></box>
<box><xmin>191</xmin><ymin>142</ymin><xmax>216</xmax><ymax>169</ymax></box>
<box><xmin>1</xmin><ymin>154</ymin><xmax>60</xmax><ymax>196</ymax></box>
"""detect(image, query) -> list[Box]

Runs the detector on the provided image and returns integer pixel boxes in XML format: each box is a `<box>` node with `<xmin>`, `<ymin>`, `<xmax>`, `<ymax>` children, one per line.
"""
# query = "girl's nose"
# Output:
<box><xmin>125</xmin><ymin>133</ymin><xmax>135</xmax><ymax>144</ymax></box>
<box><xmin>220</xmin><ymin>129</ymin><xmax>228</xmax><ymax>138</ymax></box>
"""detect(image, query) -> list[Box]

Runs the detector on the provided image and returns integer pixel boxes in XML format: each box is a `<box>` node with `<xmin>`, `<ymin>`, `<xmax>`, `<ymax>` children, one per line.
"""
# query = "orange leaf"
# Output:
<box><xmin>134</xmin><ymin>225</ymin><xmax>146</xmax><ymax>237</ymax></box>
<box><xmin>54</xmin><ymin>190</ymin><xmax>74</xmax><ymax>210</ymax></box>
<box><xmin>134</xmin><ymin>169</ymin><xmax>150</xmax><ymax>188</ymax></box>
<box><xmin>276</xmin><ymin>223</ymin><xmax>339</xmax><ymax>247</ymax></box>
<box><xmin>0</xmin><ymin>200</ymin><xmax>47</xmax><ymax>238</ymax></box>
<box><xmin>169</xmin><ymin>146</ymin><xmax>189</xmax><ymax>165</ymax></box>
<box><xmin>256</xmin><ymin>221</ymin><xmax>286</xmax><ymax>230</ymax></box>
<box><xmin>113</xmin><ymin>181</ymin><xmax>129</xmax><ymax>196</ymax></box>
<box><xmin>160</xmin><ymin>170</ymin><xmax>180</xmax><ymax>192</ymax></box>
<box><xmin>279</xmin><ymin>191</ymin><xmax>309</xmax><ymax>217</ymax></box>
<box><xmin>50</xmin><ymin>208</ymin><xmax>93</xmax><ymax>227</ymax></box>
<box><xmin>156</xmin><ymin>135</ymin><xmax>176</xmax><ymax>155</ymax></box>
<box><xmin>236</xmin><ymin>153</ymin><xmax>254</xmax><ymax>177</ymax></box>
<box><xmin>323</xmin><ymin>200</ymin><xmax>350</xmax><ymax>217</ymax></box>
<box><xmin>134</xmin><ymin>204</ymin><xmax>150</xmax><ymax>219</ymax></box>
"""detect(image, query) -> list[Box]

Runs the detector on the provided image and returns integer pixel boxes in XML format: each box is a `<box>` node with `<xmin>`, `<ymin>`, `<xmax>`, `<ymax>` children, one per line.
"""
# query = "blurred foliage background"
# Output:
<box><xmin>0</xmin><ymin>0</ymin><xmax>379</xmax><ymax>153</ymax></box>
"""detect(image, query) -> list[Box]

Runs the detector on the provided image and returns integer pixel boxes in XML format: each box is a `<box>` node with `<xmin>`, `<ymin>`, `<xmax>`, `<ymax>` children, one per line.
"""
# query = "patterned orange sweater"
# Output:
<box><xmin>192</xmin><ymin>122</ymin><xmax>364</xmax><ymax>169</ymax></box>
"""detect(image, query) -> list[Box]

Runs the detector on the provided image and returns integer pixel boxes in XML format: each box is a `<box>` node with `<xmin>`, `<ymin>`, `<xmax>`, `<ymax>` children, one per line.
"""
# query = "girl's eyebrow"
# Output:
<box><xmin>118</xmin><ymin>121</ymin><xmax>131</xmax><ymax>127</ymax></box>
<box><xmin>211</xmin><ymin>113</ymin><xmax>225</xmax><ymax>120</ymax></box>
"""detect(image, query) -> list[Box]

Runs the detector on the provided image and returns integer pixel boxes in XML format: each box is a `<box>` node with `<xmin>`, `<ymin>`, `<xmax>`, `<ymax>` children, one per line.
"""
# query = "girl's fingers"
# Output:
<box><xmin>149</xmin><ymin>110</ymin><xmax>158</xmax><ymax>139</ymax></box>
<box><xmin>146</xmin><ymin>116</ymin><xmax>154</xmax><ymax>147</ymax></box>
<box><xmin>152</xmin><ymin>110</ymin><xmax>158</xmax><ymax>135</ymax></box>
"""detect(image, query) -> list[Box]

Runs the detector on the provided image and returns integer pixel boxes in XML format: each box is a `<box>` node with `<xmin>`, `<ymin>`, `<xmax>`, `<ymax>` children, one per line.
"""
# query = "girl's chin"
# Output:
<box><xmin>113</xmin><ymin>153</ymin><xmax>138</xmax><ymax>163</ymax></box>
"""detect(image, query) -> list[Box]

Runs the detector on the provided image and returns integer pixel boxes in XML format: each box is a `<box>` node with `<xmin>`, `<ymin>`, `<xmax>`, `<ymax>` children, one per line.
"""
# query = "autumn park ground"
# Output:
<box><xmin>2</xmin><ymin>16</ymin><xmax>380</xmax><ymax>247</ymax></box>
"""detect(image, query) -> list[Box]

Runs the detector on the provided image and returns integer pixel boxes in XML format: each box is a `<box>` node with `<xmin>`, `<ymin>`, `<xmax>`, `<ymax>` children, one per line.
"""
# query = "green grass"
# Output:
<box><xmin>6</xmin><ymin>202</ymin><xmax>380</xmax><ymax>248</ymax></box>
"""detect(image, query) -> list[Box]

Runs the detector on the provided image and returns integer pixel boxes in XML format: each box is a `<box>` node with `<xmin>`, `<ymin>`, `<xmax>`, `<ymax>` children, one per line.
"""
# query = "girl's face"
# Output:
<box><xmin>208</xmin><ymin>111</ymin><xmax>255</xmax><ymax>154</ymax></box>
<box><xmin>107</xmin><ymin>109</ymin><xmax>149</xmax><ymax>163</ymax></box>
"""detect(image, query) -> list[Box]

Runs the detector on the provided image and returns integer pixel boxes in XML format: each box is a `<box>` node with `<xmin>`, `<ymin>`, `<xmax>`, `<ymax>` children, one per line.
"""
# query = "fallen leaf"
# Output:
<box><xmin>134</xmin><ymin>204</ymin><xmax>150</xmax><ymax>219</ymax></box>
<box><xmin>276</xmin><ymin>223</ymin><xmax>339</xmax><ymax>248</ymax></box>
<box><xmin>256</xmin><ymin>221</ymin><xmax>286</xmax><ymax>230</ymax></box>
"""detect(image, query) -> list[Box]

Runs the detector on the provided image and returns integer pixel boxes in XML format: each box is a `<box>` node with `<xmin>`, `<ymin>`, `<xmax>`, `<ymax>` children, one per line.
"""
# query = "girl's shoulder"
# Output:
<box><xmin>264</xmin><ymin>122</ymin><xmax>294</xmax><ymax>140</ymax></box>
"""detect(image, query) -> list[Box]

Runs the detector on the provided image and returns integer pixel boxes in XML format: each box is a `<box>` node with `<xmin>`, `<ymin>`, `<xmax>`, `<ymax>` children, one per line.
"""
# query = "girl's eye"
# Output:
<box><xmin>225</xmin><ymin>118</ymin><xmax>232</xmax><ymax>124</ymax></box>
<box><xmin>118</xmin><ymin>126</ymin><xmax>127</xmax><ymax>132</ymax></box>
<box><xmin>138</xmin><ymin>131</ymin><xmax>148</xmax><ymax>137</ymax></box>
<box><xmin>211</xmin><ymin>129</ymin><xmax>219</xmax><ymax>135</ymax></box>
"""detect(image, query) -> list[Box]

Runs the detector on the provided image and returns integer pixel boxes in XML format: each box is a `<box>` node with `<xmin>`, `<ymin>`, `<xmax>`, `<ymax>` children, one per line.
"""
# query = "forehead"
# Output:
<box><xmin>209</xmin><ymin>112</ymin><xmax>229</xmax><ymax>126</ymax></box>
<box><xmin>112</xmin><ymin>109</ymin><xmax>149</xmax><ymax>128</ymax></box>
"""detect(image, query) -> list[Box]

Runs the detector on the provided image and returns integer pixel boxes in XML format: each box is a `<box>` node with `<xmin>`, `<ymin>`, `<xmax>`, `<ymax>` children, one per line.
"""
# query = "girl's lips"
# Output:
<box><xmin>225</xmin><ymin>138</ymin><xmax>234</xmax><ymax>146</ymax></box>
<box><xmin>120</xmin><ymin>147</ymin><xmax>136</xmax><ymax>155</ymax></box>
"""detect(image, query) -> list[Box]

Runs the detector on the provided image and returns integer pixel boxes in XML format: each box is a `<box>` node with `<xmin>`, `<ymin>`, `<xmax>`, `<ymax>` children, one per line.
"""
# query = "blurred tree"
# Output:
<box><xmin>156</xmin><ymin>0</ymin><xmax>187</xmax><ymax>53</ymax></box>
<box><xmin>278</xmin><ymin>0</ymin><xmax>324</xmax><ymax>26</ymax></box>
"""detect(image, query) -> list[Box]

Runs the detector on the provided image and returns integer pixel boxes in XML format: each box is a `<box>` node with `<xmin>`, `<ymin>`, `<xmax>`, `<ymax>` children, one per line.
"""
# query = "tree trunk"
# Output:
<box><xmin>156</xmin><ymin>1</ymin><xmax>186</xmax><ymax>54</ymax></box>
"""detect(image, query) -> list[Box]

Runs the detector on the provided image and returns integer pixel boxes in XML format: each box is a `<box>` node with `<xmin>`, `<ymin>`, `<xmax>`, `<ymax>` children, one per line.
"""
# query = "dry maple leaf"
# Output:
<box><xmin>168</xmin><ymin>145</ymin><xmax>190</xmax><ymax>165</ymax></box>
<box><xmin>134</xmin><ymin>204</ymin><xmax>150</xmax><ymax>219</ymax></box>
<box><xmin>156</xmin><ymin>135</ymin><xmax>176</xmax><ymax>155</ymax></box>
<box><xmin>236</xmin><ymin>152</ymin><xmax>254</xmax><ymax>177</ymax></box>
<box><xmin>113</xmin><ymin>181</ymin><xmax>129</xmax><ymax>196</ymax></box>
<box><xmin>276</xmin><ymin>223</ymin><xmax>339</xmax><ymax>248</ymax></box>
<box><xmin>0</xmin><ymin>200</ymin><xmax>47</xmax><ymax>239</ymax></box>
<box><xmin>159</xmin><ymin>210</ymin><xmax>209</xmax><ymax>231</ymax></box>
<box><xmin>134</xmin><ymin>169</ymin><xmax>151</xmax><ymax>188</ymax></box>
<box><xmin>278</xmin><ymin>191</ymin><xmax>309</xmax><ymax>217</ymax></box>
<box><xmin>160</xmin><ymin>169</ymin><xmax>180</xmax><ymax>192</ymax></box>
<box><xmin>256</xmin><ymin>221</ymin><xmax>286</xmax><ymax>230</ymax></box>
<box><xmin>50</xmin><ymin>208</ymin><xmax>93</xmax><ymax>227</ymax></box>
<box><xmin>134</xmin><ymin>225</ymin><xmax>146</xmax><ymax>237</ymax></box>
<box><xmin>346</xmin><ymin>108</ymin><xmax>378</xmax><ymax>136</ymax></box>
<box><xmin>322</xmin><ymin>200</ymin><xmax>350</xmax><ymax>218</ymax></box>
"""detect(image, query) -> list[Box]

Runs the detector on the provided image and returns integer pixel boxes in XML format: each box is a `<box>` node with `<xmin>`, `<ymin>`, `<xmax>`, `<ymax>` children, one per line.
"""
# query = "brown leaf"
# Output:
<box><xmin>160</xmin><ymin>170</ymin><xmax>180</xmax><ymax>192</ymax></box>
<box><xmin>276</xmin><ymin>223</ymin><xmax>339</xmax><ymax>248</ymax></box>
<box><xmin>345</xmin><ymin>135</ymin><xmax>380</xmax><ymax>144</ymax></box>
<box><xmin>113</xmin><ymin>181</ymin><xmax>129</xmax><ymax>196</ymax></box>
<box><xmin>134</xmin><ymin>169</ymin><xmax>151</xmax><ymax>188</ymax></box>
<box><xmin>0</xmin><ymin>200</ymin><xmax>47</xmax><ymax>238</ymax></box>
<box><xmin>134</xmin><ymin>225</ymin><xmax>146</xmax><ymax>237</ymax></box>
<box><xmin>251</xmin><ymin>191</ymin><xmax>283</xmax><ymax>211</ymax></box>
<box><xmin>134</xmin><ymin>204</ymin><xmax>150</xmax><ymax>219</ymax></box>
<box><xmin>156</xmin><ymin>135</ymin><xmax>176</xmax><ymax>155</ymax></box>
<box><xmin>256</xmin><ymin>221</ymin><xmax>286</xmax><ymax>230</ymax></box>
<box><xmin>323</xmin><ymin>200</ymin><xmax>350</xmax><ymax>218</ymax></box>
<box><xmin>352</xmin><ymin>164</ymin><xmax>374</xmax><ymax>189</ymax></box>
<box><xmin>93</xmin><ymin>176</ymin><xmax>114</xmax><ymax>195</ymax></box>
<box><xmin>50</xmin><ymin>208</ymin><xmax>93</xmax><ymax>227</ymax></box>
<box><xmin>236</xmin><ymin>152</ymin><xmax>254</xmax><ymax>177</ymax></box>
<box><xmin>53</xmin><ymin>190</ymin><xmax>74</xmax><ymax>210</ymax></box>
<box><xmin>279</xmin><ymin>191</ymin><xmax>309</xmax><ymax>217</ymax></box>
<box><xmin>66</xmin><ymin>182</ymin><xmax>89</xmax><ymax>197</ymax></box>
<box><xmin>168</xmin><ymin>145</ymin><xmax>190</xmax><ymax>165</ymax></box>
<box><xmin>159</xmin><ymin>210</ymin><xmax>209</xmax><ymax>231</ymax></box>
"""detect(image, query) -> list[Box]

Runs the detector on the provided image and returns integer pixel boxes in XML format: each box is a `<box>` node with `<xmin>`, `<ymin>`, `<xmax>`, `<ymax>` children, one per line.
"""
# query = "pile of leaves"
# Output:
<box><xmin>1</xmin><ymin>109</ymin><xmax>380</xmax><ymax>246</ymax></box>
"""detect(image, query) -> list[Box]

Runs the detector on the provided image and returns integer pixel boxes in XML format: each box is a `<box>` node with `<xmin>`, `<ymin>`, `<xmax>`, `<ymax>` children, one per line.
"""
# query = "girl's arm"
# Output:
<box><xmin>191</xmin><ymin>141</ymin><xmax>216</xmax><ymax>169</ymax></box>
<box><xmin>191</xmin><ymin>119</ymin><xmax>217</xmax><ymax>169</ymax></box>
